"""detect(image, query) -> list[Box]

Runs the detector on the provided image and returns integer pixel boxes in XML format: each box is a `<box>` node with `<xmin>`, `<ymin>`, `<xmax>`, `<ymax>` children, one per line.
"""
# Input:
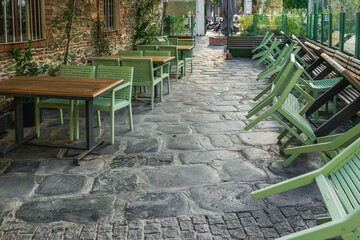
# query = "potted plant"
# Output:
<box><xmin>12</xmin><ymin>40</ymin><xmax>48</xmax><ymax>127</ymax></box>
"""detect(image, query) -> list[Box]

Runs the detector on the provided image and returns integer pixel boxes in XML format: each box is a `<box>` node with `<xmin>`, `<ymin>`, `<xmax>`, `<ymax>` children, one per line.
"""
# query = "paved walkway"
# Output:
<box><xmin>0</xmin><ymin>33</ymin><xmax>327</xmax><ymax>240</ymax></box>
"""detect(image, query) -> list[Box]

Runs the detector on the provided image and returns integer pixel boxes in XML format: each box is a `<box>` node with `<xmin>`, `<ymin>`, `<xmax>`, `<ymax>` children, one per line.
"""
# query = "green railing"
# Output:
<box><xmin>306</xmin><ymin>11</ymin><xmax>360</xmax><ymax>59</ymax></box>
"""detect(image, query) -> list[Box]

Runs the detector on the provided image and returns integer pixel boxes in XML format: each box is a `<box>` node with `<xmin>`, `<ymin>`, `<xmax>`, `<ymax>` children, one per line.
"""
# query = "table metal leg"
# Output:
<box><xmin>1</xmin><ymin>97</ymin><xmax>36</xmax><ymax>157</ymax></box>
<box><xmin>74</xmin><ymin>99</ymin><xmax>103</xmax><ymax>165</ymax></box>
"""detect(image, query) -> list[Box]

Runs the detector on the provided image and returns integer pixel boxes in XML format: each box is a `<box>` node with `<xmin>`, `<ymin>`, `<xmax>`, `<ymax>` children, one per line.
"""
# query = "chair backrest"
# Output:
<box><xmin>122</xmin><ymin>58</ymin><xmax>154</xmax><ymax>84</ymax></box>
<box><xmin>168</xmin><ymin>38</ymin><xmax>178</xmax><ymax>45</ymax></box>
<box><xmin>117</xmin><ymin>50</ymin><xmax>143</xmax><ymax>56</ymax></box>
<box><xmin>92</xmin><ymin>57</ymin><xmax>120</xmax><ymax>67</ymax></box>
<box><xmin>144</xmin><ymin>50</ymin><xmax>171</xmax><ymax>57</ymax></box>
<box><xmin>137</xmin><ymin>45</ymin><xmax>158</xmax><ymax>51</ymax></box>
<box><xmin>158</xmin><ymin>46</ymin><xmax>179</xmax><ymax>62</ymax></box>
<box><xmin>97</xmin><ymin>65</ymin><xmax>133</xmax><ymax>100</ymax></box>
<box><xmin>156</xmin><ymin>36</ymin><xmax>172</xmax><ymax>45</ymax></box>
<box><xmin>179</xmin><ymin>41</ymin><xmax>194</xmax><ymax>46</ymax></box>
<box><xmin>59</xmin><ymin>64</ymin><xmax>95</xmax><ymax>78</ymax></box>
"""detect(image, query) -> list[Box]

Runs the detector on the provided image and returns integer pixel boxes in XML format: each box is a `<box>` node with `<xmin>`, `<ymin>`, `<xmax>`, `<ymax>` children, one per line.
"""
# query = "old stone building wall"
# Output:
<box><xmin>0</xmin><ymin>0</ymin><xmax>163</xmax><ymax>113</ymax></box>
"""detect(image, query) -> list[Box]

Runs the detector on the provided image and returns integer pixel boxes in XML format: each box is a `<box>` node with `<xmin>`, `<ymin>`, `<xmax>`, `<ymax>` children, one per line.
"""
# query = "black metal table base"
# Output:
<box><xmin>1</xmin><ymin>133</ymin><xmax>37</xmax><ymax>158</ymax></box>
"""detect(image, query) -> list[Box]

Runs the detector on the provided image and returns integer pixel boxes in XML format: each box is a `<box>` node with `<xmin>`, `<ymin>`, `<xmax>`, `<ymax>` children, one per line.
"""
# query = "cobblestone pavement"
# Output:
<box><xmin>0</xmin><ymin>32</ymin><xmax>328</xmax><ymax>239</ymax></box>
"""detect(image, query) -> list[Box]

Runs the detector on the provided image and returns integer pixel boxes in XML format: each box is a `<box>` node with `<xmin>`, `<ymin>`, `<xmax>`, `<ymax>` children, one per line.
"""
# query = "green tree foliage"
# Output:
<box><xmin>283</xmin><ymin>0</ymin><xmax>308</xmax><ymax>9</ymax></box>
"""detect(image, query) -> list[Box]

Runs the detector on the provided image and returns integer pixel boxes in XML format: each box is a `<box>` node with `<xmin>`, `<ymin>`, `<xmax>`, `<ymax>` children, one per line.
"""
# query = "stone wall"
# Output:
<box><xmin>0</xmin><ymin>0</ymin><xmax>163</xmax><ymax>113</ymax></box>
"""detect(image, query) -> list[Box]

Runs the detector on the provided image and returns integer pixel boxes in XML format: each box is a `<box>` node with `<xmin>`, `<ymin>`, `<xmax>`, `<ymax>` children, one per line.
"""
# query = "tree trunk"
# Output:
<box><xmin>63</xmin><ymin>0</ymin><xmax>76</xmax><ymax>64</ymax></box>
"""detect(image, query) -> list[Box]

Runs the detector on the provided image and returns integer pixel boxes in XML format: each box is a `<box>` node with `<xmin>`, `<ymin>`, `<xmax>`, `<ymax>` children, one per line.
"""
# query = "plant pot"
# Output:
<box><xmin>22</xmin><ymin>101</ymin><xmax>42</xmax><ymax>128</ymax></box>
<box><xmin>0</xmin><ymin>112</ymin><xmax>9</xmax><ymax>135</ymax></box>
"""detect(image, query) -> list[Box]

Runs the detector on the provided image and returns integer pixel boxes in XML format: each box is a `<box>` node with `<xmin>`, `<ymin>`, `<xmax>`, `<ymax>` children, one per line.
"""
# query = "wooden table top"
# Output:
<box><xmin>0</xmin><ymin>76</ymin><xmax>123</xmax><ymax>99</ymax></box>
<box><xmin>101</xmin><ymin>55</ymin><xmax>175</xmax><ymax>64</ymax></box>
<box><xmin>178</xmin><ymin>39</ymin><xmax>195</xmax><ymax>42</ymax></box>
<box><xmin>177</xmin><ymin>45</ymin><xmax>194</xmax><ymax>51</ymax></box>
<box><xmin>321</xmin><ymin>53</ymin><xmax>360</xmax><ymax>91</ymax></box>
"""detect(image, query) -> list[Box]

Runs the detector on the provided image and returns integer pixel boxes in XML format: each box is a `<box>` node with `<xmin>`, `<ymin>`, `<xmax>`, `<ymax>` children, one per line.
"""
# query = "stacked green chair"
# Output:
<box><xmin>155</xmin><ymin>36</ymin><xmax>172</xmax><ymax>45</ymax></box>
<box><xmin>245</xmin><ymin>55</ymin><xmax>318</xmax><ymax>166</ymax></box>
<box><xmin>117</xmin><ymin>50</ymin><xmax>143</xmax><ymax>56</ymax></box>
<box><xmin>159</xmin><ymin>45</ymin><xmax>184</xmax><ymax>80</ymax></box>
<box><xmin>252</xmin><ymin>31</ymin><xmax>274</xmax><ymax>54</ymax></box>
<box><xmin>179</xmin><ymin>41</ymin><xmax>194</xmax><ymax>75</ymax></box>
<box><xmin>137</xmin><ymin>45</ymin><xmax>158</xmax><ymax>51</ymax></box>
<box><xmin>256</xmin><ymin>42</ymin><xmax>300</xmax><ymax>81</ymax></box>
<box><xmin>167</xmin><ymin>38</ymin><xmax>178</xmax><ymax>45</ymax></box>
<box><xmin>253</xmin><ymin>39</ymin><xmax>282</xmax><ymax>67</ymax></box>
<box><xmin>284</xmin><ymin>123</ymin><xmax>360</xmax><ymax>163</ymax></box>
<box><xmin>144</xmin><ymin>50</ymin><xmax>171</xmax><ymax>94</ymax></box>
<box><xmin>122</xmin><ymin>58</ymin><xmax>163</xmax><ymax>109</ymax></box>
<box><xmin>74</xmin><ymin>66</ymin><xmax>133</xmax><ymax>144</ymax></box>
<box><xmin>251</xmin><ymin>137</ymin><xmax>360</xmax><ymax>240</ymax></box>
<box><xmin>35</xmin><ymin>65</ymin><xmax>95</xmax><ymax>141</ymax></box>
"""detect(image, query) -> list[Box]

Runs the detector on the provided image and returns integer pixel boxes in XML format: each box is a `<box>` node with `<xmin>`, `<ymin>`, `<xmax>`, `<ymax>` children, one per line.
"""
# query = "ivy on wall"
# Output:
<box><xmin>131</xmin><ymin>0</ymin><xmax>162</xmax><ymax>46</ymax></box>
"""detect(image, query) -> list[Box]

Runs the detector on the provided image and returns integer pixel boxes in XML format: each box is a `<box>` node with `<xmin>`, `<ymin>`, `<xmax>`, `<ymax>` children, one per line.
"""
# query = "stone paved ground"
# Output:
<box><xmin>0</xmin><ymin>32</ymin><xmax>329</xmax><ymax>239</ymax></box>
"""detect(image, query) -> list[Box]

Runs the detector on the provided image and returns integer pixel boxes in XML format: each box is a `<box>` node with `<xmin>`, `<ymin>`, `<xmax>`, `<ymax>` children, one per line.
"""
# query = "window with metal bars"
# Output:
<box><xmin>103</xmin><ymin>0</ymin><xmax>120</xmax><ymax>32</ymax></box>
<box><xmin>0</xmin><ymin>0</ymin><xmax>45</xmax><ymax>44</ymax></box>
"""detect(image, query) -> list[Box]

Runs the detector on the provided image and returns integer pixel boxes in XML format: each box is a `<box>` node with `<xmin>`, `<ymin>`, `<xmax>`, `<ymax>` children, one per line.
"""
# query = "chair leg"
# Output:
<box><xmin>160</xmin><ymin>81</ymin><xmax>163</xmax><ymax>102</ymax></box>
<box><xmin>190</xmin><ymin>61</ymin><xmax>193</xmax><ymax>73</ymax></box>
<box><xmin>35</xmin><ymin>98</ymin><xmax>40</xmax><ymax>137</ymax></box>
<box><xmin>128</xmin><ymin>104</ymin><xmax>133</xmax><ymax>131</ymax></box>
<box><xmin>151</xmin><ymin>86</ymin><xmax>155</xmax><ymax>110</ymax></box>
<box><xmin>75</xmin><ymin>107</ymin><xmax>79</xmax><ymax>140</ymax></box>
<box><xmin>59</xmin><ymin>109</ymin><xmax>64</xmax><ymax>125</ymax></box>
<box><xmin>167</xmin><ymin>76</ymin><xmax>171</xmax><ymax>94</ymax></box>
<box><xmin>110</xmin><ymin>110</ymin><xmax>114</xmax><ymax>145</ymax></box>
<box><xmin>69</xmin><ymin>100</ymin><xmax>74</xmax><ymax>141</ymax></box>
<box><xmin>97</xmin><ymin>110</ymin><xmax>101</xmax><ymax>127</ymax></box>
<box><xmin>244</xmin><ymin>107</ymin><xmax>276</xmax><ymax>131</ymax></box>
<box><xmin>176</xmin><ymin>67</ymin><xmax>179</xmax><ymax>81</ymax></box>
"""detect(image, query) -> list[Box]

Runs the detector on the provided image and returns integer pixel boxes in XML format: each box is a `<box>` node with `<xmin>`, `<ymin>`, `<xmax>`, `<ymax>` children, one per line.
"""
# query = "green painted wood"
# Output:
<box><xmin>137</xmin><ymin>45</ymin><xmax>158</xmax><ymax>51</ymax></box>
<box><xmin>122</xmin><ymin>58</ymin><xmax>163</xmax><ymax>109</ymax></box>
<box><xmin>252</xmin><ymin>138</ymin><xmax>360</xmax><ymax>240</ymax></box>
<box><xmin>35</xmin><ymin>65</ymin><xmax>95</xmax><ymax>141</ymax></box>
<box><xmin>158</xmin><ymin>45</ymin><xmax>184</xmax><ymax>80</ymax></box>
<box><xmin>75</xmin><ymin>66</ymin><xmax>133</xmax><ymax>144</ymax></box>
<box><xmin>117</xmin><ymin>50</ymin><xmax>143</xmax><ymax>56</ymax></box>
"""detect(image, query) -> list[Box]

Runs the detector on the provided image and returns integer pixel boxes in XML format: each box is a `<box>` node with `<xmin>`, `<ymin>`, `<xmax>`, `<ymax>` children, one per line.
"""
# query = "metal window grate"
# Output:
<box><xmin>0</xmin><ymin>0</ymin><xmax>44</xmax><ymax>44</ymax></box>
<box><xmin>104</xmin><ymin>0</ymin><xmax>119</xmax><ymax>32</ymax></box>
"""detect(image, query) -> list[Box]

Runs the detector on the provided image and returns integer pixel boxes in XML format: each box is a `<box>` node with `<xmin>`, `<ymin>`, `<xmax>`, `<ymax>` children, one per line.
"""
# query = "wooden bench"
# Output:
<box><xmin>305</xmin><ymin>39</ymin><xmax>360</xmax><ymax>116</ymax></box>
<box><xmin>228</xmin><ymin>35</ymin><xmax>265</xmax><ymax>57</ymax></box>
<box><xmin>292</xmin><ymin>35</ymin><xmax>318</xmax><ymax>66</ymax></box>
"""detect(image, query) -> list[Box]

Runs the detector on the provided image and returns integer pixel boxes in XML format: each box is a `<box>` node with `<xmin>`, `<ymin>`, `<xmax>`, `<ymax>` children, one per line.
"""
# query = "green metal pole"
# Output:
<box><xmin>355</xmin><ymin>12</ymin><xmax>360</xmax><ymax>59</ymax></box>
<box><xmin>321</xmin><ymin>14</ymin><xmax>324</xmax><ymax>43</ymax></box>
<box><xmin>313</xmin><ymin>13</ymin><xmax>318</xmax><ymax>41</ymax></box>
<box><xmin>309</xmin><ymin>14</ymin><xmax>313</xmax><ymax>39</ymax></box>
<box><xmin>329</xmin><ymin>13</ymin><xmax>333</xmax><ymax>47</ymax></box>
<box><xmin>339</xmin><ymin>12</ymin><xmax>345</xmax><ymax>52</ymax></box>
<box><xmin>282</xmin><ymin>15</ymin><xmax>287</xmax><ymax>34</ymax></box>
<box><xmin>254</xmin><ymin>14</ymin><xmax>257</xmax><ymax>36</ymax></box>
<box><xmin>191</xmin><ymin>14</ymin><xmax>194</xmax><ymax>38</ymax></box>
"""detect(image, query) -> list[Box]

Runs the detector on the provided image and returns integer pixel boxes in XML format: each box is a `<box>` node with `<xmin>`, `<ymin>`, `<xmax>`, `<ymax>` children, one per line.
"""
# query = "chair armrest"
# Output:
<box><xmin>112</xmin><ymin>82</ymin><xmax>132</xmax><ymax>92</ymax></box>
<box><xmin>153</xmin><ymin>65</ymin><xmax>162</xmax><ymax>71</ymax></box>
<box><xmin>293</xmin><ymin>84</ymin><xmax>315</xmax><ymax>114</ymax></box>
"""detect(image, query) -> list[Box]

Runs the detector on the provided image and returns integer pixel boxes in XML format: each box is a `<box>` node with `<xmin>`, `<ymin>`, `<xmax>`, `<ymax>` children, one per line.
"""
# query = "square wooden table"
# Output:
<box><xmin>0</xmin><ymin>75</ymin><xmax>123</xmax><ymax>165</ymax></box>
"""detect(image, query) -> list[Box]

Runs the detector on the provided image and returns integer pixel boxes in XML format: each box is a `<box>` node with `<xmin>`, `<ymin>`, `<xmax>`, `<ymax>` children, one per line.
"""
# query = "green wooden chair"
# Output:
<box><xmin>144</xmin><ymin>50</ymin><xmax>171</xmax><ymax>94</ymax></box>
<box><xmin>283</xmin><ymin>123</ymin><xmax>360</xmax><ymax>164</ymax></box>
<box><xmin>117</xmin><ymin>50</ymin><xmax>143</xmax><ymax>56</ymax></box>
<box><xmin>158</xmin><ymin>45</ymin><xmax>184</xmax><ymax>80</ymax></box>
<box><xmin>245</xmin><ymin>55</ymin><xmax>318</xmax><ymax>166</ymax></box>
<box><xmin>155</xmin><ymin>36</ymin><xmax>172</xmax><ymax>45</ymax></box>
<box><xmin>137</xmin><ymin>45</ymin><xmax>158</xmax><ymax>51</ymax></box>
<box><xmin>35</xmin><ymin>65</ymin><xmax>95</xmax><ymax>141</ymax></box>
<box><xmin>252</xmin><ymin>31</ymin><xmax>274</xmax><ymax>53</ymax></box>
<box><xmin>122</xmin><ymin>58</ymin><xmax>163</xmax><ymax>109</ymax></box>
<box><xmin>74</xmin><ymin>66</ymin><xmax>133</xmax><ymax>144</ymax></box>
<box><xmin>167</xmin><ymin>38</ymin><xmax>178</xmax><ymax>45</ymax></box>
<box><xmin>253</xmin><ymin>39</ymin><xmax>282</xmax><ymax>67</ymax></box>
<box><xmin>256</xmin><ymin>42</ymin><xmax>300</xmax><ymax>81</ymax></box>
<box><xmin>179</xmin><ymin>41</ymin><xmax>194</xmax><ymax>75</ymax></box>
<box><xmin>252</xmin><ymin>137</ymin><xmax>360</xmax><ymax>240</ymax></box>
<box><xmin>91</xmin><ymin>57</ymin><xmax>120</xmax><ymax>77</ymax></box>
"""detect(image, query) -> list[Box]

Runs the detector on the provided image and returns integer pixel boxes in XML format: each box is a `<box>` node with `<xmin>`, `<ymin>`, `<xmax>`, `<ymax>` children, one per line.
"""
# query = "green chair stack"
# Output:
<box><xmin>35</xmin><ymin>65</ymin><xmax>95</xmax><ymax>141</ymax></box>
<box><xmin>122</xmin><ymin>58</ymin><xmax>163</xmax><ymax>109</ymax></box>
<box><xmin>252</xmin><ymin>31</ymin><xmax>274</xmax><ymax>54</ymax></box>
<box><xmin>251</xmin><ymin>137</ymin><xmax>360</xmax><ymax>240</ymax></box>
<box><xmin>137</xmin><ymin>45</ymin><xmax>158</xmax><ymax>51</ymax></box>
<box><xmin>144</xmin><ymin>50</ymin><xmax>171</xmax><ymax>94</ymax></box>
<box><xmin>252</xmin><ymin>39</ymin><xmax>282</xmax><ymax>67</ymax></box>
<box><xmin>158</xmin><ymin>45</ymin><xmax>184</xmax><ymax>80</ymax></box>
<box><xmin>74</xmin><ymin>66</ymin><xmax>133</xmax><ymax>144</ymax></box>
<box><xmin>117</xmin><ymin>50</ymin><xmax>143</xmax><ymax>56</ymax></box>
